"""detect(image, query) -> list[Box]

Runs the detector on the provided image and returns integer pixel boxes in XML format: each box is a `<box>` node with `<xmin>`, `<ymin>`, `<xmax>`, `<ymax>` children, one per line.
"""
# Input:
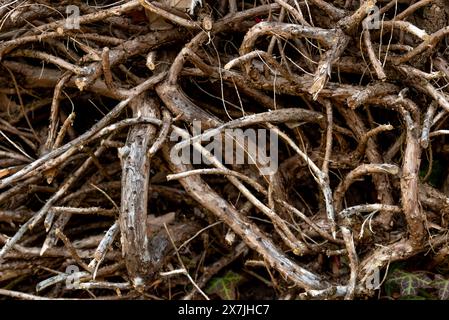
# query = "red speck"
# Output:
<box><xmin>128</xmin><ymin>9</ymin><xmax>147</xmax><ymax>24</ymax></box>
<box><xmin>255</xmin><ymin>17</ymin><xmax>262</xmax><ymax>23</ymax></box>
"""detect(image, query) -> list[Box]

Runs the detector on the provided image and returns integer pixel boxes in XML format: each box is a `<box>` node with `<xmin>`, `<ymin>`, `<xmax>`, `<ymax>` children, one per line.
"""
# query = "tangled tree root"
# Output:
<box><xmin>1</xmin><ymin>0</ymin><xmax>449</xmax><ymax>300</ymax></box>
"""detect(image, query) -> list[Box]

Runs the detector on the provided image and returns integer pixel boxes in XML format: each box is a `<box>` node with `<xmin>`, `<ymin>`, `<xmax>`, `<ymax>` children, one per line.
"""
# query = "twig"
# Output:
<box><xmin>10</xmin><ymin>50</ymin><xmax>87</xmax><ymax>75</ymax></box>
<box><xmin>55</xmin><ymin>228</ymin><xmax>92</xmax><ymax>272</ymax></box>
<box><xmin>268</xmin><ymin>124</ymin><xmax>336</xmax><ymax>238</ymax></box>
<box><xmin>50</xmin><ymin>207</ymin><xmax>117</xmax><ymax>216</ymax></box>
<box><xmin>363</xmin><ymin>27</ymin><xmax>387</xmax><ymax>80</ymax></box>
<box><xmin>174</xmin><ymin>108</ymin><xmax>323</xmax><ymax>151</ymax></box>
<box><xmin>351</xmin><ymin>124</ymin><xmax>394</xmax><ymax>159</ymax></box>
<box><xmin>421</xmin><ymin>101</ymin><xmax>437</xmax><ymax>148</ymax></box>
<box><xmin>148</xmin><ymin>108</ymin><xmax>172</xmax><ymax>157</ymax></box>
<box><xmin>139</xmin><ymin>0</ymin><xmax>201</xmax><ymax>29</ymax></box>
<box><xmin>0</xmin><ymin>72</ymin><xmax>166</xmax><ymax>189</ymax></box>
<box><xmin>334</xmin><ymin>163</ymin><xmax>400</xmax><ymax>213</ymax></box>
<box><xmin>90</xmin><ymin>220</ymin><xmax>120</xmax><ymax>279</ymax></box>
<box><xmin>102</xmin><ymin>47</ymin><xmax>115</xmax><ymax>91</ymax></box>
<box><xmin>167</xmin><ymin>168</ymin><xmax>267</xmax><ymax>195</ymax></box>
<box><xmin>339</xmin><ymin>204</ymin><xmax>402</xmax><ymax>218</ymax></box>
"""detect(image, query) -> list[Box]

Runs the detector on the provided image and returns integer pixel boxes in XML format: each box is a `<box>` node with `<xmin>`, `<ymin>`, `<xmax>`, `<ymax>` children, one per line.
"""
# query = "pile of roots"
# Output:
<box><xmin>1</xmin><ymin>0</ymin><xmax>449</xmax><ymax>300</ymax></box>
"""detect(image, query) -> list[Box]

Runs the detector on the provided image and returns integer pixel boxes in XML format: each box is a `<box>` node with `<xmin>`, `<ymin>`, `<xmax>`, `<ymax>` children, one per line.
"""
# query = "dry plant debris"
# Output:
<box><xmin>0</xmin><ymin>0</ymin><xmax>449</xmax><ymax>300</ymax></box>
